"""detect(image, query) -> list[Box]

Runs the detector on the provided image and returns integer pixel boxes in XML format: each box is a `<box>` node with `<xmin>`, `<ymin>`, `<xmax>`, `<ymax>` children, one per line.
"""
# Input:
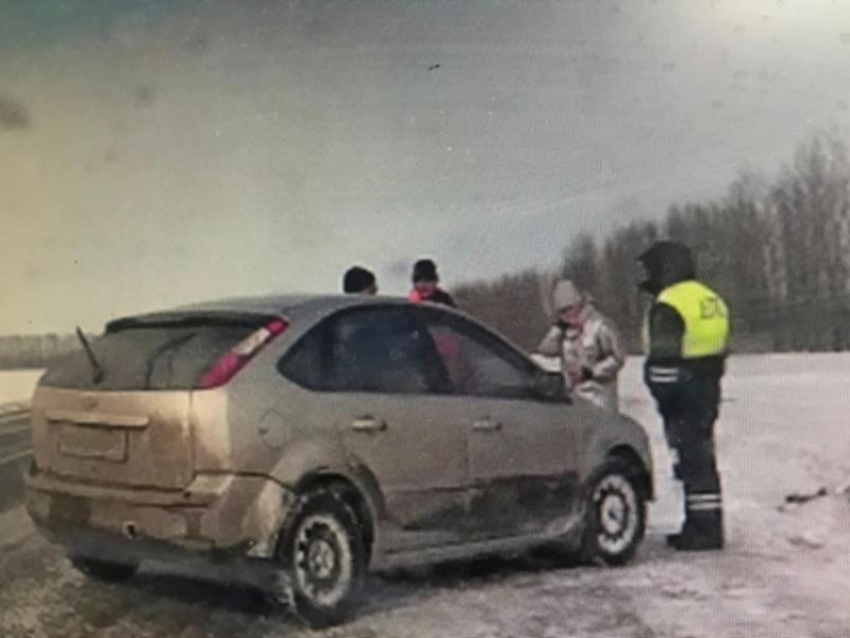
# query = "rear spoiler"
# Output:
<box><xmin>106</xmin><ymin>311</ymin><xmax>285</xmax><ymax>333</ymax></box>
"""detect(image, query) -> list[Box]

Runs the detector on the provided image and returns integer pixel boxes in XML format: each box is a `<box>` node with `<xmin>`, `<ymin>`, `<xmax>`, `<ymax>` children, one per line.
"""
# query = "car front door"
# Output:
<box><xmin>278</xmin><ymin>305</ymin><xmax>470</xmax><ymax>552</ymax></box>
<box><xmin>415</xmin><ymin>307</ymin><xmax>585</xmax><ymax>538</ymax></box>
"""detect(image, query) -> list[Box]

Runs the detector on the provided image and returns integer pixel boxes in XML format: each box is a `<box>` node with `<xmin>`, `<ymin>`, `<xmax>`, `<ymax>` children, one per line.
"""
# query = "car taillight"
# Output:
<box><xmin>198</xmin><ymin>319</ymin><xmax>288</xmax><ymax>389</ymax></box>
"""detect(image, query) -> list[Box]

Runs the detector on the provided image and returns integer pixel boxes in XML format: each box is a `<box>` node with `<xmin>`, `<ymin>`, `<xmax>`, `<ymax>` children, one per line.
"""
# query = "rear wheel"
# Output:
<box><xmin>271</xmin><ymin>488</ymin><xmax>367</xmax><ymax>628</ymax></box>
<box><xmin>70</xmin><ymin>556</ymin><xmax>139</xmax><ymax>583</ymax></box>
<box><xmin>576</xmin><ymin>458</ymin><xmax>646</xmax><ymax>566</ymax></box>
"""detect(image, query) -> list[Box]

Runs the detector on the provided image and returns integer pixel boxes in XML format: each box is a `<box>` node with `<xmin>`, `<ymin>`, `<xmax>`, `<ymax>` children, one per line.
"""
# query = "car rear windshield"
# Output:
<box><xmin>41</xmin><ymin>317</ymin><xmax>266</xmax><ymax>390</ymax></box>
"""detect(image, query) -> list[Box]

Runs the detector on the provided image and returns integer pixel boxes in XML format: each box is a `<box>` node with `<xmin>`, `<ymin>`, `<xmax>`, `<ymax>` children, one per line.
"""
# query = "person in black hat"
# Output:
<box><xmin>409</xmin><ymin>259</ymin><xmax>455</xmax><ymax>307</ymax></box>
<box><xmin>342</xmin><ymin>266</ymin><xmax>378</xmax><ymax>295</ymax></box>
<box><xmin>638</xmin><ymin>240</ymin><xmax>730</xmax><ymax>551</ymax></box>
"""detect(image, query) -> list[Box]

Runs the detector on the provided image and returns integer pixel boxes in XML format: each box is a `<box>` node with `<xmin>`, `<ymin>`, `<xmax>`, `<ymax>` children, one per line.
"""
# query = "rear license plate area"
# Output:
<box><xmin>58</xmin><ymin>424</ymin><xmax>128</xmax><ymax>462</ymax></box>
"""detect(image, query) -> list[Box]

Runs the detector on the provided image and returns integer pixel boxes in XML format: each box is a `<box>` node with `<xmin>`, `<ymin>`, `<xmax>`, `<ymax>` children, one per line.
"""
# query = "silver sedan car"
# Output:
<box><xmin>25</xmin><ymin>295</ymin><xmax>653</xmax><ymax>626</ymax></box>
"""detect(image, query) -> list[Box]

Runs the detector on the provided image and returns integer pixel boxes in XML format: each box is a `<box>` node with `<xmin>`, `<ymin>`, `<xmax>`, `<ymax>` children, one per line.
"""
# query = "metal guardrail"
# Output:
<box><xmin>0</xmin><ymin>409</ymin><xmax>31</xmax><ymax>468</ymax></box>
<box><xmin>0</xmin><ymin>403</ymin><xmax>30</xmax><ymax>418</ymax></box>
<box><xmin>0</xmin><ymin>444</ymin><xmax>32</xmax><ymax>468</ymax></box>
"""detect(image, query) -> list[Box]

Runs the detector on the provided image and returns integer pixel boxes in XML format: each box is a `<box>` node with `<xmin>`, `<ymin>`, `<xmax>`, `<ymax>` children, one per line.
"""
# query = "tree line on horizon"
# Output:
<box><xmin>455</xmin><ymin>132</ymin><xmax>850</xmax><ymax>355</ymax></box>
<box><xmin>0</xmin><ymin>334</ymin><xmax>81</xmax><ymax>370</ymax></box>
<box><xmin>2</xmin><ymin>133</ymin><xmax>849</xmax><ymax>370</ymax></box>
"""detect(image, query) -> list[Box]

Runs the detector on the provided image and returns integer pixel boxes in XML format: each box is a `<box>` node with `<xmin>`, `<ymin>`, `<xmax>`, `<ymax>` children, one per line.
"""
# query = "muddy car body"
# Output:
<box><xmin>25</xmin><ymin>295</ymin><xmax>653</xmax><ymax>625</ymax></box>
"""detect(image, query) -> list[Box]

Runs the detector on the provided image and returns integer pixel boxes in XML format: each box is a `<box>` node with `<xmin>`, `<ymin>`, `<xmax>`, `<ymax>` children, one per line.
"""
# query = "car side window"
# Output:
<box><xmin>416</xmin><ymin>308</ymin><xmax>535</xmax><ymax>399</ymax></box>
<box><xmin>279</xmin><ymin>306</ymin><xmax>448</xmax><ymax>394</ymax></box>
<box><xmin>277</xmin><ymin>324</ymin><xmax>328</xmax><ymax>390</ymax></box>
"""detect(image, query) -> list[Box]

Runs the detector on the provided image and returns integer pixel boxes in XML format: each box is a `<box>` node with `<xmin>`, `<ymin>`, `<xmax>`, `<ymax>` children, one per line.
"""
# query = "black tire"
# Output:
<box><xmin>575</xmin><ymin>458</ymin><xmax>647</xmax><ymax>566</ymax></box>
<box><xmin>70</xmin><ymin>556</ymin><xmax>139</xmax><ymax>583</ymax></box>
<box><xmin>272</xmin><ymin>488</ymin><xmax>367</xmax><ymax>628</ymax></box>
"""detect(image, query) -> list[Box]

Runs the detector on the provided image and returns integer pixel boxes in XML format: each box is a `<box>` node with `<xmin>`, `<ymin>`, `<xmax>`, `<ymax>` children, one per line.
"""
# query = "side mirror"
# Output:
<box><xmin>533</xmin><ymin>369</ymin><xmax>569</xmax><ymax>402</ymax></box>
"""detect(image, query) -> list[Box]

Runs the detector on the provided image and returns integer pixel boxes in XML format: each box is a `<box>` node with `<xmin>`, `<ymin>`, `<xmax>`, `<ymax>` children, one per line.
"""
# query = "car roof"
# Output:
<box><xmin>106</xmin><ymin>294</ymin><xmax>455</xmax><ymax>330</ymax></box>
<box><xmin>171</xmin><ymin>293</ymin><xmax>398</xmax><ymax>316</ymax></box>
<box><xmin>104</xmin><ymin>294</ymin><xmax>539</xmax><ymax>371</ymax></box>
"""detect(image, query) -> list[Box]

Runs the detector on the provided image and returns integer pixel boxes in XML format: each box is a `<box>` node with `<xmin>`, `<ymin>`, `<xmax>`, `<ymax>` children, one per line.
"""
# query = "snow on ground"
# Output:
<box><xmin>0</xmin><ymin>356</ymin><xmax>848</xmax><ymax>637</ymax></box>
<box><xmin>619</xmin><ymin>354</ymin><xmax>850</xmax><ymax>637</ymax></box>
<box><xmin>0</xmin><ymin>370</ymin><xmax>42</xmax><ymax>409</ymax></box>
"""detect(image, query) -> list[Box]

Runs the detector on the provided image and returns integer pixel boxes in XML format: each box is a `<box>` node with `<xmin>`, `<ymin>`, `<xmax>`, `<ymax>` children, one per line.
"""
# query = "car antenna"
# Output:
<box><xmin>75</xmin><ymin>326</ymin><xmax>104</xmax><ymax>384</ymax></box>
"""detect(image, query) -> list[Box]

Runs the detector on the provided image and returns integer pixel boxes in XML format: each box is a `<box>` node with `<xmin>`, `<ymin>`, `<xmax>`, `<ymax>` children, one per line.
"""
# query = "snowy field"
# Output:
<box><xmin>0</xmin><ymin>370</ymin><xmax>42</xmax><ymax>409</ymax></box>
<box><xmin>0</xmin><ymin>355</ymin><xmax>848</xmax><ymax>637</ymax></box>
<box><xmin>621</xmin><ymin>354</ymin><xmax>850</xmax><ymax>638</ymax></box>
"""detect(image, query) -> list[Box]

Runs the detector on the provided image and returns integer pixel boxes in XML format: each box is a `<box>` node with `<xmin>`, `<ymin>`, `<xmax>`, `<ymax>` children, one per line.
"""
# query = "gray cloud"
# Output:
<box><xmin>0</xmin><ymin>95</ymin><xmax>30</xmax><ymax>131</ymax></box>
<box><xmin>3</xmin><ymin>0</ymin><xmax>850</xmax><ymax>333</ymax></box>
<box><xmin>134</xmin><ymin>84</ymin><xmax>157</xmax><ymax>108</ymax></box>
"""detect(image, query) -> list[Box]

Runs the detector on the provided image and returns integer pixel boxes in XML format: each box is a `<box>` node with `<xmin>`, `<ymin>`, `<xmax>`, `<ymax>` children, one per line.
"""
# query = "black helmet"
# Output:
<box><xmin>637</xmin><ymin>240</ymin><xmax>696</xmax><ymax>295</ymax></box>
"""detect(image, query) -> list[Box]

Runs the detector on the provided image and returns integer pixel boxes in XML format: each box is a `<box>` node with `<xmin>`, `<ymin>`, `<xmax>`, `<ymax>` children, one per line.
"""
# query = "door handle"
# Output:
<box><xmin>351</xmin><ymin>417</ymin><xmax>387</xmax><ymax>432</ymax></box>
<box><xmin>472</xmin><ymin>419</ymin><xmax>502</xmax><ymax>432</ymax></box>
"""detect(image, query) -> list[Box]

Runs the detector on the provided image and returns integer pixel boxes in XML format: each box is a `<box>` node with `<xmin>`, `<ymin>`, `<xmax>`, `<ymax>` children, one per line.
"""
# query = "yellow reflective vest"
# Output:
<box><xmin>647</xmin><ymin>281</ymin><xmax>730</xmax><ymax>359</ymax></box>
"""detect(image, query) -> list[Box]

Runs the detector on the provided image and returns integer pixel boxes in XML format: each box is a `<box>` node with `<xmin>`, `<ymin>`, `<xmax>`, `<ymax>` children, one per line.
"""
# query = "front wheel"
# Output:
<box><xmin>272</xmin><ymin>488</ymin><xmax>367</xmax><ymax>628</ymax></box>
<box><xmin>576</xmin><ymin>459</ymin><xmax>647</xmax><ymax>566</ymax></box>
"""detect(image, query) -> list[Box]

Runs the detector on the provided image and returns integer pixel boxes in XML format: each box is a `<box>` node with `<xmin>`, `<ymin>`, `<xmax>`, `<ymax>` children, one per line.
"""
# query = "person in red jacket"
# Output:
<box><xmin>409</xmin><ymin>259</ymin><xmax>455</xmax><ymax>307</ymax></box>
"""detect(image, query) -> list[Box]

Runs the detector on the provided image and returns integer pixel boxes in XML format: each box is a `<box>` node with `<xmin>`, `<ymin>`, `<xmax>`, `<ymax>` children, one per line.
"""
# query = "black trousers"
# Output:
<box><xmin>654</xmin><ymin>376</ymin><xmax>723</xmax><ymax>538</ymax></box>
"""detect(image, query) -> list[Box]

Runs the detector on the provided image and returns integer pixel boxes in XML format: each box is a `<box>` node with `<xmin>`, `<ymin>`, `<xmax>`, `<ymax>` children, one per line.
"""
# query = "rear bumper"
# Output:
<box><xmin>24</xmin><ymin>466</ymin><xmax>297</xmax><ymax>560</ymax></box>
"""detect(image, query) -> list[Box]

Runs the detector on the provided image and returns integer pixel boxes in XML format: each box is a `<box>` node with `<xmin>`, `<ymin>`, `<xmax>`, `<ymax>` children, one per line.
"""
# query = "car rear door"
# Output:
<box><xmin>415</xmin><ymin>307</ymin><xmax>585</xmax><ymax>538</ymax></box>
<box><xmin>278</xmin><ymin>305</ymin><xmax>471</xmax><ymax>552</ymax></box>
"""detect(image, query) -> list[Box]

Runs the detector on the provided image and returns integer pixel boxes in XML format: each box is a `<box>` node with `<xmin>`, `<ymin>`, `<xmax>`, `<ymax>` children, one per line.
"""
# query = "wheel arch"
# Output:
<box><xmin>292</xmin><ymin>469</ymin><xmax>382</xmax><ymax>564</ymax></box>
<box><xmin>607</xmin><ymin>444</ymin><xmax>654</xmax><ymax>501</ymax></box>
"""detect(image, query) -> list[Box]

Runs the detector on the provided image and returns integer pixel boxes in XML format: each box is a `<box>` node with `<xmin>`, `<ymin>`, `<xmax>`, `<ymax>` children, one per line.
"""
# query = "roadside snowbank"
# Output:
<box><xmin>0</xmin><ymin>370</ymin><xmax>43</xmax><ymax>410</ymax></box>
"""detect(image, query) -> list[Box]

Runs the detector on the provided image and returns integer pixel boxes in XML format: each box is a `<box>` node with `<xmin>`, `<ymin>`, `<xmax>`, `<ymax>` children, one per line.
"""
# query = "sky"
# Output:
<box><xmin>1</xmin><ymin>0</ymin><xmax>850</xmax><ymax>334</ymax></box>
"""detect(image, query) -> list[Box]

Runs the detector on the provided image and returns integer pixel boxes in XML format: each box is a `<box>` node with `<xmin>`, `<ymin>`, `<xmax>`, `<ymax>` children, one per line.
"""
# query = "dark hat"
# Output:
<box><xmin>637</xmin><ymin>240</ymin><xmax>696</xmax><ymax>294</ymax></box>
<box><xmin>412</xmin><ymin>258</ymin><xmax>439</xmax><ymax>283</ymax></box>
<box><xmin>343</xmin><ymin>266</ymin><xmax>376</xmax><ymax>293</ymax></box>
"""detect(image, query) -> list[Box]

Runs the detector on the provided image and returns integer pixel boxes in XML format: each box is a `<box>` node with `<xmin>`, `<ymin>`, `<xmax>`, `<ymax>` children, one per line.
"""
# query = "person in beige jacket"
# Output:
<box><xmin>536</xmin><ymin>280</ymin><xmax>625</xmax><ymax>412</ymax></box>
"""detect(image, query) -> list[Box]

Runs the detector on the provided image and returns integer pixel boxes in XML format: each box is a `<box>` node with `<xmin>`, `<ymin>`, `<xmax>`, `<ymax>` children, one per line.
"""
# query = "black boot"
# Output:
<box><xmin>665</xmin><ymin>517</ymin><xmax>696</xmax><ymax>548</ymax></box>
<box><xmin>666</xmin><ymin>529</ymin><xmax>722</xmax><ymax>551</ymax></box>
<box><xmin>668</xmin><ymin>510</ymin><xmax>723</xmax><ymax>551</ymax></box>
<box><xmin>665</xmin><ymin>532</ymin><xmax>684</xmax><ymax>548</ymax></box>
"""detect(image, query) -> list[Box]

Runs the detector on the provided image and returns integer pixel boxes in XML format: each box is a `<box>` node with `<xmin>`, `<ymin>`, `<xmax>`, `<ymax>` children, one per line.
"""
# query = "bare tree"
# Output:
<box><xmin>455</xmin><ymin>132</ymin><xmax>850</xmax><ymax>355</ymax></box>
<box><xmin>453</xmin><ymin>269</ymin><xmax>550</xmax><ymax>351</ymax></box>
<box><xmin>559</xmin><ymin>233</ymin><xmax>601</xmax><ymax>294</ymax></box>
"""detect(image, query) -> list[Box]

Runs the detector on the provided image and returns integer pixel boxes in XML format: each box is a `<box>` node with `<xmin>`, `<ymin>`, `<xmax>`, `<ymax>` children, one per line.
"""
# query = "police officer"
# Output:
<box><xmin>638</xmin><ymin>241</ymin><xmax>730</xmax><ymax>551</ymax></box>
